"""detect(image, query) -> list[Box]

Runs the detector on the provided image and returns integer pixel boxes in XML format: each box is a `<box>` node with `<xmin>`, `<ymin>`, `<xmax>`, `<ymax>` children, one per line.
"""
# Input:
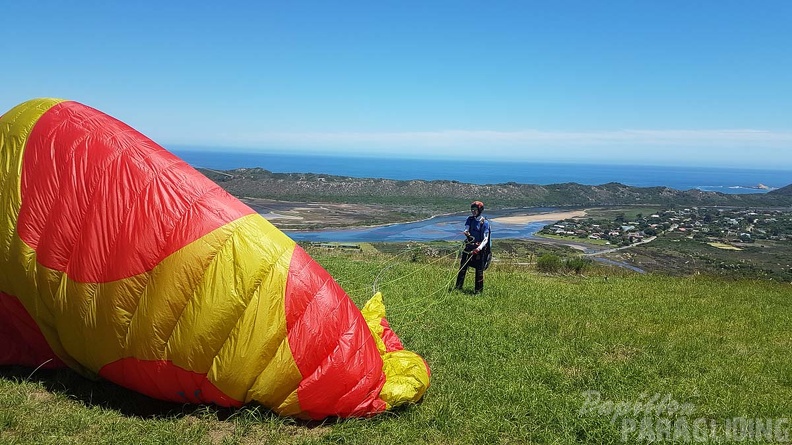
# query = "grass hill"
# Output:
<box><xmin>769</xmin><ymin>184</ymin><xmax>792</xmax><ymax>196</ymax></box>
<box><xmin>200</xmin><ymin>167</ymin><xmax>792</xmax><ymax>212</ymax></box>
<box><xmin>2</xmin><ymin>247</ymin><xmax>790</xmax><ymax>444</ymax></box>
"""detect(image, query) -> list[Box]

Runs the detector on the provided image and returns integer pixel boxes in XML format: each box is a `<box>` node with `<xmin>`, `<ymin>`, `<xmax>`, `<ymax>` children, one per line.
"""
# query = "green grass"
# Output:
<box><xmin>533</xmin><ymin>233</ymin><xmax>612</xmax><ymax>246</ymax></box>
<box><xmin>2</xmin><ymin>247</ymin><xmax>791</xmax><ymax>444</ymax></box>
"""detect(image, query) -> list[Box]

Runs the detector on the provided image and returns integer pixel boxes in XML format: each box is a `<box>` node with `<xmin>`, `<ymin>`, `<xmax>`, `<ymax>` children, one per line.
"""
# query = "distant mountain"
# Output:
<box><xmin>768</xmin><ymin>184</ymin><xmax>792</xmax><ymax>196</ymax></box>
<box><xmin>201</xmin><ymin>168</ymin><xmax>792</xmax><ymax>211</ymax></box>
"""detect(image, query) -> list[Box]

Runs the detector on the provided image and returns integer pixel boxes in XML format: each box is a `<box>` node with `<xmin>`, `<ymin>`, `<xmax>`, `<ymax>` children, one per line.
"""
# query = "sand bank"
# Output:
<box><xmin>491</xmin><ymin>210</ymin><xmax>587</xmax><ymax>224</ymax></box>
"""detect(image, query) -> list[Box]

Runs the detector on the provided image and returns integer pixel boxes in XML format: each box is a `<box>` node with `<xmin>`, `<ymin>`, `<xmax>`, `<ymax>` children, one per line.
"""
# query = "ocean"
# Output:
<box><xmin>171</xmin><ymin>148</ymin><xmax>791</xmax><ymax>194</ymax></box>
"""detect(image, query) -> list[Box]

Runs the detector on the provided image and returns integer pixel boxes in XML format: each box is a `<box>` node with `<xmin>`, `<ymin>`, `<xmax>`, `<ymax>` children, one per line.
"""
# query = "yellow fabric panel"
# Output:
<box><xmin>361</xmin><ymin>292</ymin><xmax>431</xmax><ymax>410</ymax></box>
<box><xmin>0</xmin><ymin>98</ymin><xmax>63</xmax><ymax>278</ymax></box>
<box><xmin>167</xmin><ymin>215</ymin><xmax>299</xmax><ymax>401</ymax></box>
<box><xmin>361</xmin><ymin>292</ymin><xmax>387</xmax><ymax>355</ymax></box>
<box><xmin>0</xmin><ymin>233</ymin><xmax>87</xmax><ymax>373</ymax></box>
<box><xmin>380</xmin><ymin>350</ymin><xmax>431</xmax><ymax>408</ymax></box>
<box><xmin>247</xmin><ymin>338</ymin><xmax>303</xmax><ymax>412</ymax></box>
<box><xmin>63</xmin><ymin>275</ymin><xmax>148</xmax><ymax>371</ymax></box>
<box><xmin>127</xmin><ymin>215</ymin><xmax>269</xmax><ymax>363</ymax></box>
<box><xmin>276</xmin><ymin>390</ymin><xmax>304</xmax><ymax>418</ymax></box>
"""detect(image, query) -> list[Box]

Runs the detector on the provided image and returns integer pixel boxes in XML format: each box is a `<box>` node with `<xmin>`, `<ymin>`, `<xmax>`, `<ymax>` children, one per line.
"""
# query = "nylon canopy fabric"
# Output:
<box><xmin>0</xmin><ymin>98</ymin><xmax>430</xmax><ymax>419</ymax></box>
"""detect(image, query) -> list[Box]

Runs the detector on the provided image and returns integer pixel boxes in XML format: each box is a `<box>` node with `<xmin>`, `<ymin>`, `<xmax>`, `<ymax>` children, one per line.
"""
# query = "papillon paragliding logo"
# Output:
<box><xmin>579</xmin><ymin>390</ymin><xmax>791</xmax><ymax>443</ymax></box>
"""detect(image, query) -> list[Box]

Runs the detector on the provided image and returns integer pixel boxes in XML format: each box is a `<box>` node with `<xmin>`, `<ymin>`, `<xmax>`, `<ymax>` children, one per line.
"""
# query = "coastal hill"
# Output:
<box><xmin>200</xmin><ymin>167</ymin><xmax>792</xmax><ymax>211</ymax></box>
<box><xmin>769</xmin><ymin>183</ymin><xmax>792</xmax><ymax>196</ymax></box>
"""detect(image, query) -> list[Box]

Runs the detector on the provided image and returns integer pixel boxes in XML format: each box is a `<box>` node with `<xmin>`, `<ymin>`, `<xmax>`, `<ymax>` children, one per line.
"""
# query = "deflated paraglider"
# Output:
<box><xmin>0</xmin><ymin>98</ymin><xmax>429</xmax><ymax>419</ymax></box>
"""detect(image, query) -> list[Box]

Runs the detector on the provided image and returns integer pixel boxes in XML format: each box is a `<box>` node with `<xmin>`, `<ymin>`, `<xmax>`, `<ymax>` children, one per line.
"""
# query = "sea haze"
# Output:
<box><xmin>171</xmin><ymin>148</ymin><xmax>791</xmax><ymax>194</ymax></box>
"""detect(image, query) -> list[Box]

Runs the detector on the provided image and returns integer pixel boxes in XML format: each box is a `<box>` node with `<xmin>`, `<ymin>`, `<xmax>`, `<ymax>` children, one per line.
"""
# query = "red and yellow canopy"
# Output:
<box><xmin>0</xmin><ymin>98</ymin><xmax>429</xmax><ymax>419</ymax></box>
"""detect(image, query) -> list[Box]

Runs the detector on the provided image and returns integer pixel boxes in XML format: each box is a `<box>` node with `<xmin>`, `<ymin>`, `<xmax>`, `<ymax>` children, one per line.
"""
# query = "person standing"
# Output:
<box><xmin>455</xmin><ymin>201</ymin><xmax>490</xmax><ymax>294</ymax></box>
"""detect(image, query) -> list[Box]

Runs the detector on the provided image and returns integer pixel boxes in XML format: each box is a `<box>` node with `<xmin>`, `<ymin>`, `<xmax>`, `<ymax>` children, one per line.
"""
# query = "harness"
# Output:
<box><xmin>465</xmin><ymin>216</ymin><xmax>493</xmax><ymax>270</ymax></box>
<box><xmin>481</xmin><ymin>219</ymin><xmax>492</xmax><ymax>270</ymax></box>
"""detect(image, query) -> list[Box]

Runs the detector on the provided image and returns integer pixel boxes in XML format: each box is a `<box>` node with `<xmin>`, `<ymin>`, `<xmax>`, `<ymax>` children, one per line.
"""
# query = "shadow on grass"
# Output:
<box><xmin>0</xmin><ymin>364</ymin><xmax>414</xmax><ymax>427</ymax></box>
<box><xmin>0</xmin><ymin>365</ymin><xmax>221</xmax><ymax>419</ymax></box>
<box><xmin>0</xmin><ymin>365</ymin><xmax>305</xmax><ymax>424</ymax></box>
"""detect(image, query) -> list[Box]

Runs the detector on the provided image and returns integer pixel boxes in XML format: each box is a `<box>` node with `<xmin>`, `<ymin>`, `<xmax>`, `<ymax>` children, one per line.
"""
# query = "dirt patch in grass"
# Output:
<box><xmin>207</xmin><ymin>421</ymin><xmax>234</xmax><ymax>444</ymax></box>
<box><xmin>707</xmin><ymin>242</ymin><xmax>743</xmax><ymax>250</ymax></box>
<box><xmin>602</xmin><ymin>344</ymin><xmax>641</xmax><ymax>362</ymax></box>
<box><xmin>240</xmin><ymin>198</ymin><xmax>424</xmax><ymax>230</ymax></box>
<box><xmin>27</xmin><ymin>389</ymin><xmax>54</xmax><ymax>403</ymax></box>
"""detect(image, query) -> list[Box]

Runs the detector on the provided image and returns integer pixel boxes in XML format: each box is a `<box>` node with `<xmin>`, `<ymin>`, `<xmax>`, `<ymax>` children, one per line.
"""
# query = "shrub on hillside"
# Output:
<box><xmin>536</xmin><ymin>254</ymin><xmax>562</xmax><ymax>273</ymax></box>
<box><xmin>536</xmin><ymin>254</ymin><xmax>592</xmax><ymax>274</ymax></box>
<box><xmin>565</xmin><ymin>257</ymin><xmax>593</xmax><ymax>274</ymax></box>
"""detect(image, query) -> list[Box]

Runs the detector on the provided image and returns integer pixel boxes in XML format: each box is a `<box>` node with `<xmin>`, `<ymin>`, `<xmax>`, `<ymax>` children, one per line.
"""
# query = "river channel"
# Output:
<box><xmin>283</xmin><ymin>209</ymin><xmax>551</xmax><ymax>243</ymax></box>
<box><xmin>281</xmin><ymin>208</ymin><xmax>645</xmax><ymax>273</ymax></box>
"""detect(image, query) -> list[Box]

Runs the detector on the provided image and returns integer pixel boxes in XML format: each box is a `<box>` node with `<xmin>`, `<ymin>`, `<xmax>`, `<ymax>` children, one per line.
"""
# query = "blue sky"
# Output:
<box><xmin>2</xmin><ymin>1</ymin><xmax>791</xmax><ymax>169</ymax></box>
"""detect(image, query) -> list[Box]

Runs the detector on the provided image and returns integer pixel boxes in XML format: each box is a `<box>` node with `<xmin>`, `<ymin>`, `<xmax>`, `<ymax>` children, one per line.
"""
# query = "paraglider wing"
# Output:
<box><xmin>0</xmin><ymin>98</ymin><xmax>429</xmax><ymax>419</ymax></box>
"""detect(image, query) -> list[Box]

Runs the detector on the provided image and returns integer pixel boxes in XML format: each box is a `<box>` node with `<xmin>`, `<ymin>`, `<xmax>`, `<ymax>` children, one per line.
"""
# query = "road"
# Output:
<box><xmin>582</xmin><ymin>236</ymin><xmax>657</xmax><ymax>257</ymax></box>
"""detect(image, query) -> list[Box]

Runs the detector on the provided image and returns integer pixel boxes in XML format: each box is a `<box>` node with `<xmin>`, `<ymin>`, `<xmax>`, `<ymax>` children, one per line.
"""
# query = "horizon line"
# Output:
<box><xmin>169</xmin><ymin>144</ymin><xmax>792</xmax><ymax>172</ymax></box>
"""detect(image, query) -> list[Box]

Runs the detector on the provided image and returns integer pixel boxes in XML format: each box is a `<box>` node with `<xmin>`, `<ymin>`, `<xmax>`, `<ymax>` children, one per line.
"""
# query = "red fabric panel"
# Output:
<box><xmin>285</xmin><ymin>246</ymin><xmax>387</xmax><ymax>419</ymax></box>
<box><xmin>379</xmin><ymin>318</ymin><xmax>405</xmax><ymax>353</ymax></box>
<box><xmin>16</xmin><ymin>101</ymin><xmax>254</xmax><ymax>282</ymax></box>
<box><xmin>0</xmin><ymin>291</ymin><xmax>66</xmax><ymax>369</ymax></box>
<box><xmin>99</xmin><ymin>358</ymin><xmax>241</xmax><ymax>407</ymax></box>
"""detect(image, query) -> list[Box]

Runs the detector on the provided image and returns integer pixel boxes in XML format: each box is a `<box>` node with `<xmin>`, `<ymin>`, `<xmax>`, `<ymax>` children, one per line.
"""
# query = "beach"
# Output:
<box><xmin>242</xmin><ymin>197</ymin><xmax>589</xmax><ymax>232</ymax></box>
<box><xmin>491</xmin><ymin>210</ymin><xmax>587</xmax><ymax>224</ymax></box>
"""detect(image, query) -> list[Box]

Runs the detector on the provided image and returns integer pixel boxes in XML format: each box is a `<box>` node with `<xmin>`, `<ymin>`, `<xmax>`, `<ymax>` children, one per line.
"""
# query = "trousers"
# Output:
<box><xmin>455</xmin><ymin>250</ymin><xmax>484</xmax><ymax>292</ymax></box>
